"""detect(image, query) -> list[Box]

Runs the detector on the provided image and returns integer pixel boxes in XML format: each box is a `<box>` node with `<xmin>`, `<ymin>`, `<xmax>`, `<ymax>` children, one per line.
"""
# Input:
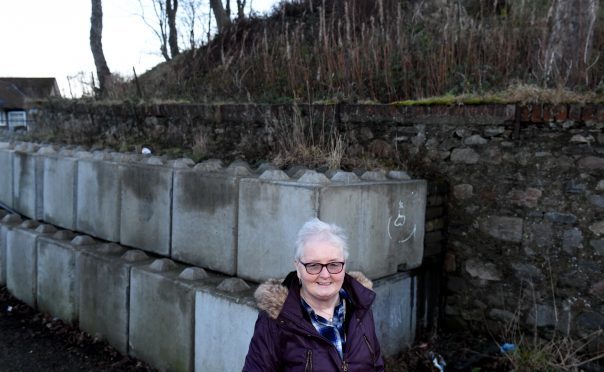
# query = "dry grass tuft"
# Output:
<box><xmin>501</xmin><ymin>331</ymin><xmax>604</xmax><ymax>371</ymax></box>
<box><xmin>269</xmin><ymin>104</ymin><xmax>345</xmax><ymax>170</ymax></box>
<box><xmin>500</xmin><ymin>83</ymin><xmax>601</xmax><ymax>105</ymax></box>
<box><xmin>493</xmin><ymin>282</ymin><xmax>604</xmax><ymax>372</ymax></box>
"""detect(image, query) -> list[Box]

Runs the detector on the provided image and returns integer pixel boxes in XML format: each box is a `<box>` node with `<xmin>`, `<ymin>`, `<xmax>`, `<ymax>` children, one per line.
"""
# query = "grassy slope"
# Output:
<box><xmin>127</xmin><ymin>0</ymin><xmax>603</xmax><ymax>105</ymax></box>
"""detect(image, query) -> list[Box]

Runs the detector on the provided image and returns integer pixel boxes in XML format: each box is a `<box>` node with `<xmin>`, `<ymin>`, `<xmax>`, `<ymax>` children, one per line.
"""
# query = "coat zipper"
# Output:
<box><xmin>282</xmin><ymin>314</ymin><xmax>353</xmax><ymax>371</ymax></box>
<box><xmin>363</xmin><ymin>335</ymin><xmax>376</xmax><ymax>371</ymax></box>
<box><xmin>305</xmin><ymin>350</ymin><xmax>313</xmax><ymax>372</ymax></box>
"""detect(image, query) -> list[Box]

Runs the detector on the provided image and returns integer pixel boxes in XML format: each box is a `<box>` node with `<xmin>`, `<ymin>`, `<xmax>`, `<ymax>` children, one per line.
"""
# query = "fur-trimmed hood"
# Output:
<box><xmin>254</xmin><ymin>271</ymin><xmax>374</xmax><ymax>319</ymax></box>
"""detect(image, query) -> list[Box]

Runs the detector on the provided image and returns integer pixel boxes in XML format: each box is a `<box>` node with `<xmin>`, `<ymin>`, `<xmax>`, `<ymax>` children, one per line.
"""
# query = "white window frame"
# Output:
<box><xmin>8</xmin><ymin>110</ymin><xmax>27</xmax><ymax>129</ymax></box>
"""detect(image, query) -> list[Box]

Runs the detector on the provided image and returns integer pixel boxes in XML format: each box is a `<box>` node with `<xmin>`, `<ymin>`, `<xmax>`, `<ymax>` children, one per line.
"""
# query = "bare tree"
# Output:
<box><xmin>90</xmin><ymin>0</ymin><xmax>111</xmax><ymax>96</ymax></box>
<box><xmin>181</xmin><ymin>0</ymin><xmax>200</xmax><ymax>48</ymax></box>
<box><xmin>167</xmin><ymin>0</ymin><xmax>180</xmax><ymax>58</ymax></box>
<box><xmin>210</xmin><ymin>0</ymin><xmax>231</xmax><ymax>33</ymax></box>
<box><xmin>139</xmin><ymin>0</ymin><xmax>180</xmax><ymax>61</ymax></box>
<box><xmin>139</xmin><ymin>0</ymin><xmax>169</xmax><ymax>60</ymax></box>
<box><xmin>140</xmin><ymin>0</ymin><xmax>251</xmax><ymax>55</ymax></box>
<box><xmin>236</xmin><ymin>0</ymin><xmax>246</xmax><ymax>19</ymax></box>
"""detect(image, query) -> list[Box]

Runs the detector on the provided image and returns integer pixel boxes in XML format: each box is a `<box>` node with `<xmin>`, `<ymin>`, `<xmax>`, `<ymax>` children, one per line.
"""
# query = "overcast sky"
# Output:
<box><xmin>0</xmin><ymin>0</ymin><xmax>278</xmax><ymax>97</ymax></box>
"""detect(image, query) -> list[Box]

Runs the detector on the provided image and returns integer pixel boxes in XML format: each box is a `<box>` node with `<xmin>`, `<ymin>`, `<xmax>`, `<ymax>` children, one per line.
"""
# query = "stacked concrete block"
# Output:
<box><xmin>195</xmin><ymin>280</ymin><xmax>257</xmax><ymax>372</ymax></box>
<box><xmin>37</xmin><ymin>232</ymin><xmax>97</xmax><ymax>324</ymax></box>
<box><xmin>6</xmin><ymin>221</ymin><xmax>56</xmax><ymax>308</ymax></box>
<box><xmin>320</xmin><ymin>177</ymin><xmax>427</xmax><ymax>273</ymax></box>
<box><xmin>12</xmin><ymin>145</ymin><xmax>46</xmax><ymax>220</ymax></box>
<box><xmin>77</xmin><ymin>245</ymin><xmax>153</xmax><ymax>354</ymax></box>
<box><xmin>237</xmin><ymin>169</ymin><xmax>427</xmax><ymax>282</ymax></box>
<box><xmin>237</xmin><ymin>170</ymin><xmax>320</xmax><ymax>282</ymax></box>
<box><xmin>371</xmin><ymin>271</ymin><xmax>418</xmax><ymax>356</ymax></box>
<box><xmin>0</xmin><ymin>213</ymin><xmax>23</xmax><ymax>285</ymax></box>
<box><xmin>43</xmin><ymin>152</ymin><xmax>78</xmax><ymax>230</ymax></box>
<box><xmin>194</xmin><ymin>270</ymin><xmax>421</xmax><ymax>370</ymax></box>
<box><xmin>129</xmin><ymin>259</ymin><xmax>222</xmax><ymax>372</ymax></box>
<box><xmin>0</xmin><ymin>141</ymin><xmax>435</xmax><ymax>372</ymax></box>
<box><xmin>119</xmin><ymin>159</ymin><xmax>173</xmax><ymax>255</ymax></box>
<box><xmin>0</xmin><ymin>143</ymin><xmax>14</xmax><ymax>208</ymax></box>
<box><xmin>76</xmin><ymin>156</ymin><xmax>121</xmax><ymax>242</ymax></box>
<box><xmin>171</xmin><ymin>161</ymin><xmax>250</xmax><ymax>274</ymax></box>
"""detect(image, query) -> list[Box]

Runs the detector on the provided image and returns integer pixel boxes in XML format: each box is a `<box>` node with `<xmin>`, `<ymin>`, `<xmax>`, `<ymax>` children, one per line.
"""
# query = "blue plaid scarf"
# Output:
<box><xmin>301</xmin><ymin>289</ymin><xmax>348</xmax><ymax>360</ymax></box>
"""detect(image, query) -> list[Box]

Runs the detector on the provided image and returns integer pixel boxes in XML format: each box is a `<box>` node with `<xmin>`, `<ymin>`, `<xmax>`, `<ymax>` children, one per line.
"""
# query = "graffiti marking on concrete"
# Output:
<box><xmin>388</xmin><ymin>199</ymin><xmax>417</xmax><ymax>243</ymax></box>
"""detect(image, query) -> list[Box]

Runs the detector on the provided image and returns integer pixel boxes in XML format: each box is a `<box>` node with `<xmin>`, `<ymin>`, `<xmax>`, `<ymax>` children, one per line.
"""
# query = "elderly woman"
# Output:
<box><xmin>243</xmin><ymin>218</ymin><xmax>384</xmax><ymax>371</ymax></box>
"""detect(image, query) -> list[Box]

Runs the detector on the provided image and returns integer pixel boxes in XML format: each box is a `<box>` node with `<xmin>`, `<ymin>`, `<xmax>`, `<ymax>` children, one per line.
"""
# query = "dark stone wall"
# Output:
<box><xmin>24</xmin><ymin>100</ymin><xmax>604</xmax><ymax>339</ymax></box>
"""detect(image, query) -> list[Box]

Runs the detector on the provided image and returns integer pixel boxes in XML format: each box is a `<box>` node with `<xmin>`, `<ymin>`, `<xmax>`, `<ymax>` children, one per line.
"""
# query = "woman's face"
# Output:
<box><xmin>296</xmin><ymin>238</ymin><xmax>345</xmax><ymax>305</ymax></box>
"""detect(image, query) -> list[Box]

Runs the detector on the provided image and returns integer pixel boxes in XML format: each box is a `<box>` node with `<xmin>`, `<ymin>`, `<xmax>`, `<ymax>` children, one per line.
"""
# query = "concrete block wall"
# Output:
<box><xmin>0</xmin><ymin>144</ymin><xmax>14</xmax><ymax>209</ymax></box>
<box><xmin>372</xmin><ymin>271</ymin><xmax>418</xmax><ymax>356</ymax></box>
<box><xmin>237</xmin><ymin>169</ymin><xmax>426</xmax><ymax>282</ymax></box>
<box><xmin>195</xmin><ymin>286</ymin><xmax>257</xmax><ymax>372</ymax></box>
<box><xmin>77</xmin><ymin>244</ymin><xmax>153</xmax><ymax>354</ymax></box>
<box><xmin>6</xmin><ymin>221</ymin><xmax>56</xmax><ymax>308</ymax></box>
<box><xmin>0</xmin><ymin>208</ymin><xmax>429</xmax><ymax>371</ymax></box>
<box><xmin>0</xmin><ymin>213</ymin><xmax>22</xmax><ymax>285</ymax></box>
<box><xmin>12</xmin><ymin>146</ymin><xmax>44</xmax><ymax>220</ymax></box>
<box><xmin>43</xmin><ymin>153</ymin><xmax>78</xmax><ymax>230</ymax></box>
<box><xmin>195</xmin><ymin>270</ymin><xmax>423</xmax><ymax>370</ymax></box>
<box><xmin>172</xmin><ymin>163</ymin><xmax>244</xmax><ymax>275</ymax></box>
<box><xmin>129</xmin><ymin>260</ymin><xmax>223</xmax><ymax>371</ymax></box>
<box><xmin>36</xmin><ymin>232</ymin><xmax>97</xmax><ymax>324</ymax></box>
<box><xmin>76</xmin><ymin>156</ymin><xmax>122</xmax><ymax>242</ymax></box>
<box><xmin>120</xmin><ymin>160</ymin><xmax>174</xmax><ymax>256</ymax></box>
<box><xmin>0</xmin><ymin>140</ymin><xmax>433</xmax><ymax>371</ymax></box>
<box><xmin>0</xmin><ymin>141</ymin><xmax>427</xmax><ymax>282</ymax></box>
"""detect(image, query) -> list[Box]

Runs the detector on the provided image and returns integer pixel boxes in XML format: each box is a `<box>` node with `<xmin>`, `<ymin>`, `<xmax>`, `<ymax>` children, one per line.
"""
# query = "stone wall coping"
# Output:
<box><xmin>33</xmin><ymin>101</ymin><xmax>604</xmax><ymax>125</ymax></box>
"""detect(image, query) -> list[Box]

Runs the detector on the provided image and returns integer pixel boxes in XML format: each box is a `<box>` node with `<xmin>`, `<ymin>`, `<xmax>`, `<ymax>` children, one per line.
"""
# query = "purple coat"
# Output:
<box><xmin>243</xmin><ymin>271</ymin><xmax>385</xmax><ymax>372</ymax></box>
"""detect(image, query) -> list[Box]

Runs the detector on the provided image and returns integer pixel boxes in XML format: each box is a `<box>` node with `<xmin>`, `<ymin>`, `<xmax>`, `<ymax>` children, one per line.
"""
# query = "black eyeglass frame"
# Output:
<box><xmin>298</xmin><ymin>260</ymin><xmax>345</xmax><ymax>275</ymax></box>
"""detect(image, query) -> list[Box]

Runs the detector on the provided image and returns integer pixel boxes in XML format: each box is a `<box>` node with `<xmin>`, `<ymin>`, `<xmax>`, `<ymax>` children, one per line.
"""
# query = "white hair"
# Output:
<box><xmin>294</xmin><ymin>218</ymin><xmax>349</xmax><ymax>261</ymax></box>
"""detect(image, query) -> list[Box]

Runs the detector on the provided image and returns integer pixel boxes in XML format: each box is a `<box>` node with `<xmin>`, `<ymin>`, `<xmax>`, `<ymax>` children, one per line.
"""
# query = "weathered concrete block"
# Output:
<box><xmin>193</xmin><ymin>270</ymin><xmax>419</xmax><ymax>369</ymax></box>
<box><xmin>120</xmin><ymin>162</ymin><xmax>173</xmax><ymax>255</ymax></box>
<box><xmin>320</xmin><ymin>180</ymin><xmax>427</xmax><ymax>274</ymax></box>
<box><xmin>0</xmin><ymin>214</ymin><xmax>23</xmax><ymax>285</ymax></box>
<box><xmin>171</xmin><ymin>169</ymin><xmax>240</xmax><ymax>274</ymax></box>
<box><xmin>43</xmin><ymin>155</ymin><xmax>78</xmax><ymax>230</ymax></box>
<box><xmin>6</xmin><ymin>222</ymin><xmax>56</xmax><ymax>308</ymax></box>
<box><xmin>195</xmin><ymin>285</ymin><xmax>257</xmax><ymax>372</ymax></box>
<box><xmin>37</xmin><ymin>233</ymin><xmax>96</xmax><ymax>324</ymax></box>
<box><xmin>129</xmin><ymin>260</ymin><xmax>222</xmax><ymax>372</ymax></box>
<box><xmin>237</xmin><ymin>176</ymin><xmax>318</xmax><ymax>282</ymax></box>
<box><xmin>238</xmin><ymin>174</ymin><xmax>426</xmax><ymax>281</ymax></box>
<box><xmin>76</xmin><ymin>158</ymin><xmax>121</xmax><ymax>242</ymax></box>
<box><xmin>0</xmin><ymin>147</ymin><xmax>14</xmax><ymax>208</ymax></box>
<box><xmin>77</xmin><ymin>245</ymin><xmax>152</xmax><ymax>354</ymax></box>
<box><xmin>12</xmin><ymin>150</ymin><xmax>44</xmax><ymax>219</ymax></box>
<box><xmin>372</xmin><ymin>271</ymin><xmax>418</xmax><ymax>356</ymax></box>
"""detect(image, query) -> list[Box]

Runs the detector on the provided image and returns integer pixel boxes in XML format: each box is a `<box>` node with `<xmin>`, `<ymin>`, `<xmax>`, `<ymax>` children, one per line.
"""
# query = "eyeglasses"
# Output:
<box><xmin>298</xmin><ymin>260</ymin><xmax>345</xmax><ymax>275</ymax></box>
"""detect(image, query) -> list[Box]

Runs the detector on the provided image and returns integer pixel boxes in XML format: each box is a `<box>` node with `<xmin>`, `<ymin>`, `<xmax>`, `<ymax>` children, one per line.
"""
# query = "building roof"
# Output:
<box><xmin>0</xmin><ymin>77</ymin><xmax>61</xmax><ymax>109</ymax></box>
<box><xmin>0</xmin><ymin>81</ymin><xmax>26</xmax><ymax>109</ymax></box>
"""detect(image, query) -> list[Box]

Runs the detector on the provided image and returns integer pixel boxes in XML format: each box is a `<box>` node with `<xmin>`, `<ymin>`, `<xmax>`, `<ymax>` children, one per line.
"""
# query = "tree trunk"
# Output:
<box><xmin>543</xmin><ymin>0</ymin><xmax>599</xmax><ymax>86</ymax></box>
<box><xmin>236</xmin><ymin>0</ymin><xmax>246</xmax><ymax>19</ymax></box>
<box><xmin>90</xmin><ymin>0</ymin><xmax>111</xmax><ymax>96</ymax></box>
<box><xmin>210</xmin><ymin>0</ymin><xmax>231</xmax><ymax>33</ymax></box>
<box><xmin>166</xmin><ymin>0</ymin><xmax>180</xmax><ymax>58</ymax></box>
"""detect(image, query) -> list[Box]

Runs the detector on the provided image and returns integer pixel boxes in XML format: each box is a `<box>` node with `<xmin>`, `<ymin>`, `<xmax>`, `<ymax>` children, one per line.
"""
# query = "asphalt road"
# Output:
<box><xmin>0</xmin><ymin>286</ymin><xmax>154</xmax><ymax>372</ymax></box>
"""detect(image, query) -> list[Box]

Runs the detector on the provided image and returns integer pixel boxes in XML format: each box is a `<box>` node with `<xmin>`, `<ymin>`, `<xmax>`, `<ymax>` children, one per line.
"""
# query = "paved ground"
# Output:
<box><xmin>0</xmin><ymin>286</ymin><xmax>155</xmax><ymax>372</ymax></box>
<box><xmin>6</xmin><ymin>283</ymin><xmax>601</xmax><ymax>372</ymax></box>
